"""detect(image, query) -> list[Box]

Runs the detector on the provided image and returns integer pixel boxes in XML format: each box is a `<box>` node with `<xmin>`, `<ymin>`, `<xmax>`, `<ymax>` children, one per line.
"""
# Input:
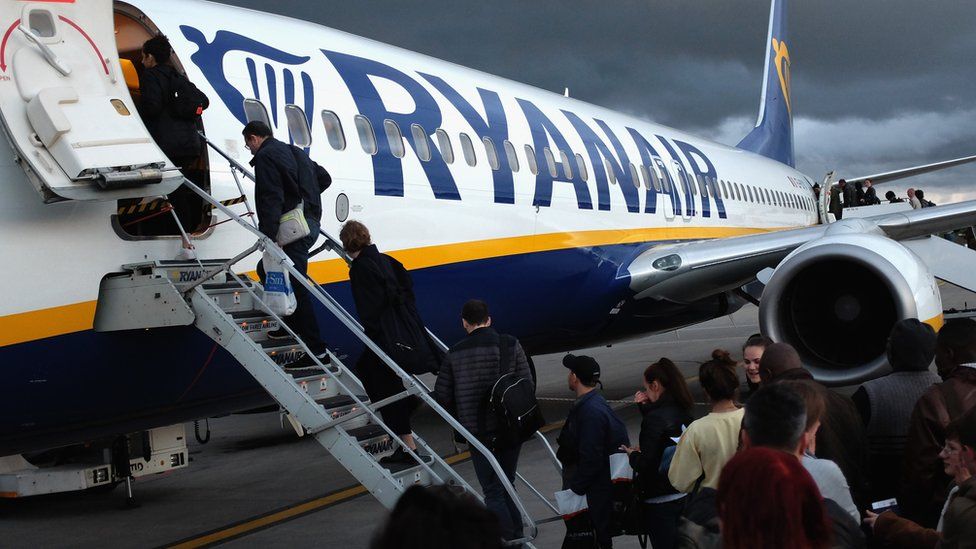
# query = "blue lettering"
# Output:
<box><xmin>655</xmin><ymin>137</ymin><xmax>696</xmax><ymax>217</ymax></box>
<box><xmin>628</xmin><ymin>128</ymin><xmax>679</xmax><ymax>216</ymax></box>
<box><xmin>516</xmin><ymin>99</ymin><xmax>591</xmax><ymax>209</ymax></box>
<box><xmin>421</xmin><ymin>74</ymin><xmax>515</xmax><ymax>204</ymax></box>
<box><xmin>563</xmin><ymin>112</ymin><xmax>639</xmax><ymax>213</ymax></box>
<box><xmin>322</xmin><ymin>51</ymin><xmax>459</xmax><ymax>200</ymax></box>
<box><xmin>675</xmin><ymin>141</ymin><xmax>726</xmax><ymax>219</ymax></box>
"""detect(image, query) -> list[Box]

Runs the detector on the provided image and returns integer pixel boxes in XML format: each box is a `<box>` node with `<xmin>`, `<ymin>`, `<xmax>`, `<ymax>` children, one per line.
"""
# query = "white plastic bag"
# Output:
<box><xmin>554</xmin><ymin>489</ymin><xmax>588</xmax><ymax>518</ymax></box>
<box><xmin>262</xmin><ymin>251</ymin><xmax>297</xmax><ymax>316</ymax></box>
<box><xmin>610</xmin><ymin>452</ymin><xmax>634</xmax><ymax>483</ymax></box>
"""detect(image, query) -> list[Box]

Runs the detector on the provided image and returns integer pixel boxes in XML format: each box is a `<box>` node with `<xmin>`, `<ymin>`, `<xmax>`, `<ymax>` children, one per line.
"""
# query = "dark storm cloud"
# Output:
<box><xmin>213</xmin><ymin>0</ymin><xmax>976</xmax><ymax>201</ymax></box>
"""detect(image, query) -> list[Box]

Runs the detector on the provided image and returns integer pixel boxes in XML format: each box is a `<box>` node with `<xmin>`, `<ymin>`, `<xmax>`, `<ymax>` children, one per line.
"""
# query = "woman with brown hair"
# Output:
<box><xmin>620</xmin><ymin>358</ymin><xmax>694</xmax><ymax>549</ymax></box>
<box><xmin>667</xmin><ymin>349</ymin><xmax>742</xmax><ymax>493</ymax></box>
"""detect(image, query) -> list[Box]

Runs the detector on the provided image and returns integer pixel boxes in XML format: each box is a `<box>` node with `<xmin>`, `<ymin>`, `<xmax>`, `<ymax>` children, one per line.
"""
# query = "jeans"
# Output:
<box><xmin>471</xmin><ymin>444</ymin><xmax>522</xmax><ymax>540</ymax></box>
<box><xmin>258</xmin><ymin>221</ymin><xmax>326</xmax><ymax>354</ymax></box>
<box><xmin>643</xmin><ymin>498</ymin><xmax>685</xmax><ymax>549</ymax></box>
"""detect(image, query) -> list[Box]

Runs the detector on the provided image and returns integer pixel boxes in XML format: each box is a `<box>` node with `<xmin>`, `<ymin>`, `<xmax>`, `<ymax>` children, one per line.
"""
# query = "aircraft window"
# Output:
<box><xmin>560</xmin><ymin>150</ymin><xmax>574</xmax><ymax>179</ymax></box>
<box><xmin>764</xmin><ymin>188</ymin><xmax>772</xmax><ymax>205</ymax></box>
<box><xmin>504</xmin><ymin>140</ymin><xmax>520</xmax><ymax>173</ymax></box>
<box><xmin>284</xmin><ymin>105</ymin><xmax>312</xmax><ymax>148</ymax></box>
<box><xmin>384</xmin><ymin>120</ymin><xmax>405</xmax><ymax>158</ymax></box>
<box><xmin>697</xmin><ymin>175</ymin><xmax>709</xmax><ymax>196</ymax></box>
<box><xmin>543</xmin><ymin>147</ymin><xmax>558</xmax><ymax>178</ymax></box>
<box><xmin>354</xmin><ymin>115</ymin><xmax>377</xmax><ymax>155</ymax></box>
<box><xmin>640</xmin><ymin>165</ymin><xmax>652</xmax><ymax>190</ymax></box>
<box><xmin>484</xmin><ymin>137</ymin><xmax>501</xmax><ymax>170</ymax></box>
<box><xmin>576</xmin><ymin>153</ymin><xmax>588</xmax><ymax>181</ymax></box>
<box><xmin>624</xmin><ymin>163</ymin><xmax>637</xmax><ymax>189</ymax></box>
<box><xmin>607</xmin><ymin>162</ymin><xmax>618</xmax><ymax>185</ymax></box>
<box><xmin>524</xmin><ymin>144</ymin><xmax>538</xmax><ymax>175</ymax></box>
<box><xmin>411</xmin><ymin>124</ymin><xmax>432</xmax><ymax>162</ymax></box>
<box><xmin>460</xmin><ymin>133</ymin><xmax>477</xmax><ymax>166</ymax></box>
<box><xmin>243</xmin><ymin>98</ymin><xmax>271</xmax><ymax>127</ymax></box>
<box><xmin>746</xmin><ymin>186</ymin><xmax>754</xmax><ymax>203</ymax></box>
<box><xmin>435</xmin><ymin>129</ymin><xmax>454</xmax><ymax>164</ymax></box>
<box><xmin>709</xmin><ymin>177</ymin><xmax>720</xmax><ymax>199</ymax></box>
<box><xmin>688</xmin><ymin>173</ymin><xmax>698</xmax><ymax>196</ymax></box>
<box><xmin>735</xmin><ymin>182</ymin><xmax>743</xmax><ymax>201</ymax></box>
<box><xmin>649</xmin><ymin>166</ymin><xmax>662</xmax><ymax>191</ymax></box>
<box><xmin>320</xmin><ymin>111</ymin><xmax>346</xmax><ymax>151</ymax></box>
<box><xmin>719</xmin><ymin>180</ymin><xmax>728</xmax><ymax>198</ymax></box>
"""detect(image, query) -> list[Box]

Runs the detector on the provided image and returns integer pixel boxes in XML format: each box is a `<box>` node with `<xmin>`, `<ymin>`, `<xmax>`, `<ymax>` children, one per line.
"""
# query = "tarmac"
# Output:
<box><xmin>1</xmin><ymin>285</ymin><xmax>973</xmax><ymax>549</ymax></box>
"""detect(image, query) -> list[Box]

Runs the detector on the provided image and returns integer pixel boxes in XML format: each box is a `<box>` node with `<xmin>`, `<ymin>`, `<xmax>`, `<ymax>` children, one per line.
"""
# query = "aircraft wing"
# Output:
<box><xmin>624</xmin><ymin>199</ymin><xmax>976</xmax><ymax>302</ymax></box>
<box><xmin>843</xmin><ymin>154</ymin><xmax>976</xmax><ymax>186</ymax></box>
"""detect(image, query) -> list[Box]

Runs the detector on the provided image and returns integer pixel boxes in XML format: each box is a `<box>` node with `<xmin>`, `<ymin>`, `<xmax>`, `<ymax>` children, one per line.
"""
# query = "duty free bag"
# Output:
<box><xmin>261</xmin><ymin>251</ymin><xmax>297</xmax><ymax>317</ymax></box>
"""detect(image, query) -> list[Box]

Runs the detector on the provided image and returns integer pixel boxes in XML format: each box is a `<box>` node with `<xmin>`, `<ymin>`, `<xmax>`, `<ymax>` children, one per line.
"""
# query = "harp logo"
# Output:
<box><xmin>772</xmin><ymin>37</ymin><xmax>791</xmax><ymax>116</ymax></box>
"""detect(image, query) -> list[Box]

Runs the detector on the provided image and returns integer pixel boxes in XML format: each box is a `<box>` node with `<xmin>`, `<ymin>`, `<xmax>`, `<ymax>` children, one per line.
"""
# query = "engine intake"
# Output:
<box><xmin>759</xmin><ymin>232</ymin><xmax>942</xmax><ymax>386</ymax></box>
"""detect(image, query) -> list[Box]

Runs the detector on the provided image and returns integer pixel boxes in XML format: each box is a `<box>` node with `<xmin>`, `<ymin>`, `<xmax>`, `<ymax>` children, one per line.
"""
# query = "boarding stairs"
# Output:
<box><xmin>96</xmin><ymin>136</ymin><xmax>563</xmax><ymax>546</ymax></box>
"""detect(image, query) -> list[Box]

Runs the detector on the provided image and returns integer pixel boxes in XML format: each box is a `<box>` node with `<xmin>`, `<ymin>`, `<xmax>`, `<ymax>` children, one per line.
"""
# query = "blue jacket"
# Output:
<box><xmin>557</xmin><ymin>390</ymin><xmax>629</xmax><ymax>496</ymax></box>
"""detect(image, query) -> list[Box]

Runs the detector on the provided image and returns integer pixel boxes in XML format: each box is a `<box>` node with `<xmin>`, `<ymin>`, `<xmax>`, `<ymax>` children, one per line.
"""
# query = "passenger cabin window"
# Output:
<box><xmin>484</xmin><ymin>137</ymin><xmax>500</xmax><ymax>170</ymax></box>
<box><xmin>560</xmin><ymin>151</ymin><xmax>574</xmax><ymax>179</ymax></box>
<box><xmin>384</xmin><ymin>120</ymin><xmax>405</xmax><ymax>158</ymax></box>
<box><xmin>504</xmin><ymin>140</ymin><xmax>520</xmax><ymax>172</ymax></box>
<box><xmin>640</xmin><ymin>165</ymin><xmax>653</xmax><ymax>190</ymax></box>
<box><xmin>543</xmin><ymin>148</ymin><xmax>558</xmax><ymax>178</ymax></box>
<box><xmin>354</xmin><ymin>115</ymin><xmax>377</xmax><ymax>155</ymax></box>
<box><xmin>435</xmin><ymin>129</ymin><xmax>454</xmax><ymax>164</ymax></box>
<box><xmin>524</xmin><ymin>144</ymin><xmax>539</xmax><ymax>175</ymax></box>
<box><xmin>321</xmin><ymin>110</ymin><xmax>346</xmax><ymax>151</ymax></box>
<box><xmin>460</xmin><ymin>133</ymin><xmax>477</xmax><ymax>166</ymax></box>
<box><xmin>243</xmin><ymin>98</ymin><xmax>271</xmax><ymax>127</ymax></box>
<box><xmin>629</xmin><ymin>163</ymin><xmax>640</xmax><ymax>189</ymax></box>
<box><xmin>697</xmin><ymin>175</ymin><xmax>708</xmax><ymax>196</ymax></box>
<box><xmin>411</xmin><ymin>124</ymin><xmax>432</xmax><ymax>162</ymax></box>
<box><xmin>576</xmin><ymin>153</ymin><xmax>588</xmax><ymax>181</ymax></box>
<box><xmin>708</xmin><ymin>178</ymin><xmax>720</xmax><ymax>199</ymax></box>
<box><xmin>607</xmin><ymin>162</ymin><xmax>618</xmax><ymax>185</ymax></box>
<box><xmin>284</xmin><ymin>105</ymin><xmax>312</xmax><ymax>148</ymax></box>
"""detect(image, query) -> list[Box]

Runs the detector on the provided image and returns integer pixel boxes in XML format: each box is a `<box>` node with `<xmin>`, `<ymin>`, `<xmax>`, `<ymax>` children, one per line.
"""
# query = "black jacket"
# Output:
<box><xmin>558</xmin><ymin>390</ymin><xmax>629</xmax><ymax>496</ymax></box>
<box><xmin>249</xmin><ymin>137</ymin><xmax>329</xmax><ymax>239</ymax></box>
<box><xmin>139</xmin><ymin>64</ymin><xmax>208</xmax><ymax>161</ymax></box>
<box><xmin>434</xmin><ymin>327</ymin><xmax>532</xmax><ymax>435</ymax></box>
<box><xmin>629</xmin><ymin>395</ymin><xmax>693</xmax><ymax>500</ymax></box>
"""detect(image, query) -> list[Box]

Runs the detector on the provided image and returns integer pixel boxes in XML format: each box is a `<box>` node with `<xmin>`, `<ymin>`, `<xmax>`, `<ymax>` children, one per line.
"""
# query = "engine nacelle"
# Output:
<box><xmin>759</xmin><ymin>230</ymin><xmax>943</xmax><ymax>386</ymax></box>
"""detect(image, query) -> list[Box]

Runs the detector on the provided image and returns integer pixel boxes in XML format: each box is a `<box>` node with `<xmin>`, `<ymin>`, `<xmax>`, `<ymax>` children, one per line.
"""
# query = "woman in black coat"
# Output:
<box><xmin>341</xmin><ymin>221</ymin><xmax>429</xmax><ymax>464</ymax></box>
<box><xmin>621</xmin><ymin>358</ymin><xmax>695</xmax><ymax>549</ymax></box>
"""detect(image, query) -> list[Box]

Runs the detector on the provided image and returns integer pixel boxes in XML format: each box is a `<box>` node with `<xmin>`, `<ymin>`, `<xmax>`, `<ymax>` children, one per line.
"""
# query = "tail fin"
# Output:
<box><xmin>737</xmin><ymin>0</ymin><xmax>794</xmax><ymax>167</ymax></box>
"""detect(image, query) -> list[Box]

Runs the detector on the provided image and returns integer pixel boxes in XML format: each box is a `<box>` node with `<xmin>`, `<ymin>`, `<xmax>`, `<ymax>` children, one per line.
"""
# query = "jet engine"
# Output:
<box><xmin>759</xmin><ymin>227</ymin><xmax>942</xmax><ymax>386</ymax></box>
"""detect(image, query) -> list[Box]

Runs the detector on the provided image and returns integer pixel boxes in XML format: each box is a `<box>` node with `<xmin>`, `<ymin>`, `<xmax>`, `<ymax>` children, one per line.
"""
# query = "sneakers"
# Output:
<box><xmin>282</xmin><ymin>351</ymin><xmax>330</xmax><ymax>371</ymax></box>
<box><xmin>266</xmin><ymin>328</ymin><xmax>291</xmax><ymax>340</ymax></box>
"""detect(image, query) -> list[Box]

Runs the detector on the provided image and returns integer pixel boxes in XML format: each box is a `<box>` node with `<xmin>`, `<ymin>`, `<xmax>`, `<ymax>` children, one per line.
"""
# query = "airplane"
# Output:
<box><xmin>0</xmin><ymin>0</ymin><xmax>974</xmax><ymax>484</ymax></box>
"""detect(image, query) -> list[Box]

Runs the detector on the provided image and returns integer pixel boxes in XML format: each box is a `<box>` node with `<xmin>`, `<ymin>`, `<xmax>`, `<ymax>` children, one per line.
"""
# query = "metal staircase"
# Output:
<box><xmin>94</xmin><ymin>135</ymin><xmax>566</xmax><ymax>545</ymax></box>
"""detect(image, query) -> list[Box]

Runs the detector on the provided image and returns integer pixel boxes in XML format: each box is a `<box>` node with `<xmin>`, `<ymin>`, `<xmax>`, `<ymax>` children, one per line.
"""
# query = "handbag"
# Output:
<box><xmin>276</xmin><ymin>201</ymin><xmax>310</xmax><ymax>246</ymax></box>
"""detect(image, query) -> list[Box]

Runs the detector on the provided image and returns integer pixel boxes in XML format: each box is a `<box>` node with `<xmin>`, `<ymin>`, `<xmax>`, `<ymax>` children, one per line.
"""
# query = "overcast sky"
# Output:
<box><xmin>215</xmin><ymin>0</ymin><xmax>975</xmax><ymax>203</ymax></box>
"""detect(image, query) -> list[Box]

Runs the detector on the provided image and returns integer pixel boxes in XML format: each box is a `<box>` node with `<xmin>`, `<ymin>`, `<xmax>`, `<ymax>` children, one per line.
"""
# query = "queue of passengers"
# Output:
<box><xmin>366</xmin><ymin>316</ymin><xmax>976</xmax><ymax>549</ymax></box>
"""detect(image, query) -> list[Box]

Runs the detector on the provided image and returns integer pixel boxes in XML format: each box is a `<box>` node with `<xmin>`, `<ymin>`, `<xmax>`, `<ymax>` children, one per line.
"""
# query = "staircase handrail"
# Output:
<box><xmin>177</xmin><ymin>176</ymin><xmax>541</xmax><ymax>542</ymax></box>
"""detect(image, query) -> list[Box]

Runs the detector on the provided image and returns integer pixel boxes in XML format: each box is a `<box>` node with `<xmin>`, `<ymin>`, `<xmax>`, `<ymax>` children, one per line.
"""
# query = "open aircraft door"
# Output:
<box><xmin>0</xmin><ymin>1</ymin><xmax>181</xmax><ymax>203</ymax></box>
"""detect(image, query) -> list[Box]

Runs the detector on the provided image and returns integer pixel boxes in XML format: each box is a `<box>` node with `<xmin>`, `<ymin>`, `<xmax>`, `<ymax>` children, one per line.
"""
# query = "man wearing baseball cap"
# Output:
<box><xmin>557</xmin><ymin>354</ymin><xmax>629</xmax><ymax>548</ymax></box>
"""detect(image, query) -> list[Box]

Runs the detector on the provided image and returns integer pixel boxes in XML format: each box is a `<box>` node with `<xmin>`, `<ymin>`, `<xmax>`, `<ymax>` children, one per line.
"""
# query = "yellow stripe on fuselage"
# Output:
<box><xmin>923</xmin><ymin>313</ymin><xmax>945</xmax><ymax>332</ymax></box>
<box><xmin>0</xmin><ymin>226</ymin><xmax>774</xmax><ymax>347</ymax></box>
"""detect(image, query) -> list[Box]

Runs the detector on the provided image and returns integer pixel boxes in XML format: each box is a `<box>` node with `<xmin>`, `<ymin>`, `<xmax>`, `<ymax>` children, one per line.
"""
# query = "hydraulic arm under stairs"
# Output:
<box><xmin>94</xmin><ymin>157</ymin><xmax>561</xmax><ymax>544</ymax></box>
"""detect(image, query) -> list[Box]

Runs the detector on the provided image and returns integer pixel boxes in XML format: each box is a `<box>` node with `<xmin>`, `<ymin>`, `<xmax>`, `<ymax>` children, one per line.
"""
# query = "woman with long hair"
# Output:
<box><xmin>718</xmin><ymin>447</ymin><xmax>832</xmax><ymax>549</ymax></box>
<box><xmin>667</xmin><ymin>349</ymin><xmax>743</xmax><ymax>493</ymax></box>
<box><xmin>620</xmin><ymin>358</ymin><xmax>694</xmax><ymax>549</ymax></box>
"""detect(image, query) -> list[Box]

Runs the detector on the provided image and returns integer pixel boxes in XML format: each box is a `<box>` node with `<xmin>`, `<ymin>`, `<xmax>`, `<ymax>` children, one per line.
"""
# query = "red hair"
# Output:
<box><xmin>717</xmin><ymin>448</ymin><xmax>831</xmax><ymax>549</ymax></box>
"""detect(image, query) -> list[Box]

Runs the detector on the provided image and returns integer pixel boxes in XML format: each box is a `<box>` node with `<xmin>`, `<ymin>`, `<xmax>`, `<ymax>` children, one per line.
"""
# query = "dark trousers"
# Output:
<box><xmin>356</xmin><ymin>351</ymin><xmax>414</xmax><ymax>435</ymax></box>
<box><xmin>643</xmin><ymin>498</ymin><xmax>685</xmax><ymax>549</ymax></box>
<box><xmin>471</xmin><ymin>444</ymin><xmax>523</xmax><ymax>540</ymax></box>
<box><xmin>258</xmin><ymin>221</ymin><xmax>326</xmax><ymax>354</ymax></box>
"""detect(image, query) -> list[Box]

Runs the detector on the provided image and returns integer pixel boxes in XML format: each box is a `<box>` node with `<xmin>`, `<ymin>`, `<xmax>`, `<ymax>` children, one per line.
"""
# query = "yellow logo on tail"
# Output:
<box><xmin>772</xmin><ymin>38</ymin><xmax>792</xmax><ymax>116</ymax></box>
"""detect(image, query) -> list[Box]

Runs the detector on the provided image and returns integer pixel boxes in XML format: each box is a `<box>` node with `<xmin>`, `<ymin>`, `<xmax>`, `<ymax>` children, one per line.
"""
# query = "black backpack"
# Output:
<box><xmin>366</xmin><ymin>254</ymin><xmax>440</xmax><ymax>375</ymax></box>
<box><xmin>168</xmin><ymin>71</ymin><xmax>208</xmax><ymax>120</ymax></box>
<box><xmin>481</xmin><ymin>336</ymin><xmax>545</xmax><ymax>451</ymax></box>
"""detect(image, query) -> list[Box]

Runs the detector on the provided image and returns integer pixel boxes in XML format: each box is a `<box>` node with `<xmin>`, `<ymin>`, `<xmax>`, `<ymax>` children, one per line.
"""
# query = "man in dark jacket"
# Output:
<box><xmin>902</xmin><ymin>318</ymin><xmax>976</xmax><ymax>527</ymax></box>
<box><xmin>863</xmin><ymin>180</ymin><xmax>881</xmax><ymax>205</ymax></box>
<box><xmin>435</xmin><ymin>299</ymin><xmax>533</xmax><ymax>540</ymax></box>
<box><xmin>243</xmin><ymin>120</ymin><xmax>330</xmax><ymax>369</ymax></box>
<box><xmin>557</xmin><ymin>355</ymin><xmax>629</xmax><ymax>548</ymax></box>
<box><xmin>764</xmin><ymin>342</ymin><xmax>870</xmax><ymax>511</ymax></box>
<box><xmin>139</xmin><ymin>34</ymin><xmax>210</xmax><ymax>235</ymax></box>
<box><xmin>829</xmin><ymin>181</ymin><xmax>844</xmax><ymax>220</ymax></box>
<box><xmin>852</xmin><ymin>319</ymin><xmax>940</xmax><ymax>502</ymax></box>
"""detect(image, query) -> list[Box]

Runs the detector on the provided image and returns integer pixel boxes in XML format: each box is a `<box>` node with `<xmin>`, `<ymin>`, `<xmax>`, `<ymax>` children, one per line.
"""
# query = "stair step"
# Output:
<box><xmin>202</xmin><ymin>280</ymin><xmax>256</xmax><ymax>292</ymax></box>
<box><xmin>346</xmin><ymin>424</ymin><xmax>397</xmax><ymax>456</ymax></box>
<box><xmin>317</xmin><ymin>395</ymin><xmax>369</xmax><ymax>409</ymax></box>
<box><xmin>157</xmin><ymin>259</ymin><xmax>231</xmax><ymax>266</ymax></box>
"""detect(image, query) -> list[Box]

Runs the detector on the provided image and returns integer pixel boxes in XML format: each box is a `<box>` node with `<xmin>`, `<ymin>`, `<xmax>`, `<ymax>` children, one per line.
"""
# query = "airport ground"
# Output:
<box><xmin>1</xmin><ymin>285</ymin><xmax>974</xmax><ymax>548</ymax></box>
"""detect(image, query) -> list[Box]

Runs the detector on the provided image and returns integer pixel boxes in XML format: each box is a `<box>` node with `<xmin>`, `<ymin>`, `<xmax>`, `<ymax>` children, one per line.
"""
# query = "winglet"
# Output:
<box><xmin>737</xmin><ymin>0</ymin><xmax>794</xmax><ymax>167</ymax></box>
